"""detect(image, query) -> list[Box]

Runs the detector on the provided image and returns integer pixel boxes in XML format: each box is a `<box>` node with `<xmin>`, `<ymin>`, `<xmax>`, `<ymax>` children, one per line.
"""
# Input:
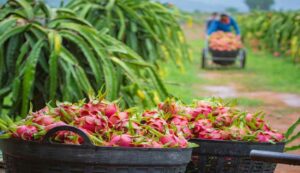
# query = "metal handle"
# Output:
<box><xmin>250</xmin><ymin>150</ymin><xmax>300</xmax><ymax>166</ymax></box>
<box><xmin>42</xmin><ymin>125</ymin><xmax>93</xmax><ymax>147</ymax></box>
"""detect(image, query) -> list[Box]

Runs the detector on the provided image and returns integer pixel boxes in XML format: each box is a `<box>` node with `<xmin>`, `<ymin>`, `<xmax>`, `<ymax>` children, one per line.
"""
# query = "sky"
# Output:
<box><xmin>1</xmin><ymin>0</ymin><xmax>299</xmax><ymax>12</ymax></box>
<box><xmin>157</xmin><ymin>0</ymin><xmax>300</xmax><ymax>12</ymax></box>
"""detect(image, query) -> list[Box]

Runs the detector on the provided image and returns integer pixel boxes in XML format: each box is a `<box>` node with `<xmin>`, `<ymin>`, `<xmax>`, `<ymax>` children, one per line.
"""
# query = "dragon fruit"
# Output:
<box><xmin>54</xmin><ymin>104</ymin><xmax>79</xmax><ymax>122</ymax></box>
<box><xmin>245</xmin><ymin>113</ymin><xmax>254</xmax><ymax>122</ymax></box>
<box><xmin>109</xmin><ymin>112</ymin><xmax>129</xmax><ymax>125</ymax></box>
<box><xmin>214</xmin><ymin>114</ymin><xmax>233</xmax><ymax>127</ymax></box>
<box><xmin>53</xmin><ymin>128</ymin><xmax>89</xmax><ymax>145</ymax></box>
<box><xmin>33</xmin><ymin>115</ymin><xmax>57</xmax><ymax>126</ymax></box>
<box><xmin>31</xmin><ymin>107</ymin><xmax>49</xmax><ymax>117</ymax></box>
<box><xmin>114</xmin><ymin>119</ymin><xmax>141</xmax><ymax>133</ymax></box>
<box><xmin>75</xmin><ymin>115</ymin><xmax>108</xmax><ymax>134</ymax></box>
<box><xmin>109</xmin><ymin>134</ymin><xmax>133</xmax><ymax>147</ymax></box>
<box><xmin>13</xmin><ymin>125</ymin><xmax>38</xmax><ymax>141</ymax></box>
<box><xmin>104</xmin><ymin>104</ymin><xmax>118</xmax><ymax>118</ymax></box>
<box><xmin>1</xmin><ymin>96</ymin><xmax>285</xmax><ymax>148</ymax></box>
<box><xmin>45</xmin><ymin>121</ymin><xmax>67</xmax><ymax>131</ymax></box>
<box><xmin>192</xmin><ymin>119</ymin><xmax>213</xmax><ymax>134</ymax></box>
<box><xmin>142</xmin><ymin>110</ymin><xmax>159</xmax><ymax>118</ymax></box>
<box><xmin>146</xmin><ymin>117</ymin><xmax>167</xmax><ymax>133</ymax></box>
<box><xmin>158</xmin><ymin>100</ymin><xmax>182</xmax><ymax>115</ymax></box>
<box><xmin>138</xmin><ymin>139</ymin><xmax>164</xmax><ymax>148</ymax></box>
<box><xmin>159</xmin><ymin>134</ymin><xmax>188</xmax><ymax>148</ymax></box>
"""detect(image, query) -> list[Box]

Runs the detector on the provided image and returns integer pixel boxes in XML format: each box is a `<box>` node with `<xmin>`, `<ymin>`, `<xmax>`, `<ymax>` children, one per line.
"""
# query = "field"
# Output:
<box><xmin>0</xmin><ymin>1</ymin><xmax>300</xmax><ymax>172</ymax></box>
<box><xmin>162</xmin><ymin>24</ymin><xmax>300</xmax><ymax>173</ymax></box>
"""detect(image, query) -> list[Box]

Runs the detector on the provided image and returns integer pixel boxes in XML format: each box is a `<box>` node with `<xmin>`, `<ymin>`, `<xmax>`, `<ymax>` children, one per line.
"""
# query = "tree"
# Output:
<box><xmin>245</xmin><ymin>0</ymin><xmax>275</xmax><ymax>11</ymax></box>
<box><xmin>225</xmin><ymin>7</ymin><xmax>239</xmax><ymax>14</ymax></box>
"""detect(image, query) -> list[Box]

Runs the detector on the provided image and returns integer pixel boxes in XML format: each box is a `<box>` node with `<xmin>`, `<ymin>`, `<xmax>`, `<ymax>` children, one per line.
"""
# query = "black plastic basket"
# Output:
<box><xmin>0</xmin><ymin>126</ymin><xmax>192</xmax><ymax>173</ymax></box>
<box><xmin>209</xmin><ymin>48</ymin><xmax>239</xmax><ymax>65</ymax></box>
<box><xmin>186</xmin><ymin>139</ymin><xmax>285</xmax><ymax>173</ymax></box>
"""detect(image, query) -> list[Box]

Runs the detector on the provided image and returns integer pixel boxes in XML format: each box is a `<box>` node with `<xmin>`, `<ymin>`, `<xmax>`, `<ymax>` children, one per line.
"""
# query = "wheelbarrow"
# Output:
<box><xmin>201</xmin><ymin>37</ymin><xmax>246</xmax><ymax>69</ymax></box>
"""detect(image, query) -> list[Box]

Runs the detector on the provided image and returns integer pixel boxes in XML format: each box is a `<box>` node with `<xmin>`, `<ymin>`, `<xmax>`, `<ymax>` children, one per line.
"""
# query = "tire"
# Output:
<box><xmin>240</xmin><ymin>50</ymin><xmax>246</xmax><ymax>69</ymax></box>
<box><xmin>201</xmin><ymin>48</ymin><xmax>207</xmax><ymax>69</ymax></box>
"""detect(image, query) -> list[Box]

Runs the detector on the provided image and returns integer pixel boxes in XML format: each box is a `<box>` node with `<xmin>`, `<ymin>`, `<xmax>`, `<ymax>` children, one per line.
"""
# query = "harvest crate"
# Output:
<box><xmin>187</xmin><ymin>139</ymin><xmax>285</xmax><ymax>173</ymax></box>
<box><xmin>0</xmin><ymin>126</ymin><xmax>192</xmax><ymax>173</ymax></box>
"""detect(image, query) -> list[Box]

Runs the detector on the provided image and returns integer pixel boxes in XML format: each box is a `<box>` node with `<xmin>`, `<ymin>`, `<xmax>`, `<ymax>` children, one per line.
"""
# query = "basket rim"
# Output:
<box><xmin>189</xmin><ymin>138</ymin><xmax>285</xmax><ymax>146</ymax></box>
<box><xmin>0</xmin><ymin>138</ymin><xmax>193</xmax><ymax>152</ymax></box>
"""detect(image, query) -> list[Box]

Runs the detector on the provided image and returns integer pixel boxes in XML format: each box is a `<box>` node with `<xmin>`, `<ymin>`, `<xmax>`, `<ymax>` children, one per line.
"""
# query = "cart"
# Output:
<box><xmin>201</xmin><ymin>38</ymin><xmax>246</xmax><ymax>69</ymax></box>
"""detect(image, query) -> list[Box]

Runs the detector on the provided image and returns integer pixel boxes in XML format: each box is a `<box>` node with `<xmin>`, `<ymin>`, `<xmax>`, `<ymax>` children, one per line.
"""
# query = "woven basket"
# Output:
<box><xmin>186</xmin><ymin>139</ymin><xmax>285</xmax><ymax>173</ymax></box>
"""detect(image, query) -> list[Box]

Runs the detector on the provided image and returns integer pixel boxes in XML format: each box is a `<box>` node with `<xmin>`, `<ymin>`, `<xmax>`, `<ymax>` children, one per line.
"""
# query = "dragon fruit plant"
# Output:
<box><xmin>0</xmin><ymin>96</ymin><xmax>190</xmax><ymax>148</ymax></box>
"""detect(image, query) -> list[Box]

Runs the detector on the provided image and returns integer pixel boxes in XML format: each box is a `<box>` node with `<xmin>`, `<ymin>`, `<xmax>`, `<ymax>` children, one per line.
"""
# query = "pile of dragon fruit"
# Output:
<box><xmin>0</xmin><ymin>97</ymin><xmax>189</xmax><ymax>148</ymax></box>
<box><xmin>0</xmin><ymin>97</ymin><xmax>284</xmax><ymax>147</ymax></box>
<box><xmin>209</xmin><ymin>31</ymin><xmax>243</xmax><ymax>51</ymax></box>
<box><xmin>157</xmin><ymin>98</ymin><xmax>284</xmax><ymax>143</ymax></box>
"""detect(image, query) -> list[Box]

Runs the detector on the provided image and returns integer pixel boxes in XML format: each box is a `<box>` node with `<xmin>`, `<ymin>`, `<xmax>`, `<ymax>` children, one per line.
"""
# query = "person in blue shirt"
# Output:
<box><xmin>206</xmin><ymin>12</ymin><xmax>218</xmax><ymax>31</ymax></box>
<box><xmin>207</xmin><ymin>13</ymin><xmax>240</xmax><ymax>36</ymax></box>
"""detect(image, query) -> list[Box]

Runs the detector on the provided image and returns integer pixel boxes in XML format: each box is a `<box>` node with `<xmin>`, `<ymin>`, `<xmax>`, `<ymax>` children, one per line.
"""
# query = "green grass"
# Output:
<box><xmin>227</xmin><ymin>97</ymin><xmax>264</xmax><ymax>107</ymax></box>
<box><xmin>245</xmin><ymin>50</ymin><xmax>300</xmax><ymax>93</ymax></box>
<box><xmin>160</xmin><ymin>40</ymin><xmax>204</xmax><ymax>103</ymax></box>
<box><xmin>162</xmin><ymin>39</ymin><xmax>300</xmax><ymax>104</ymax></box>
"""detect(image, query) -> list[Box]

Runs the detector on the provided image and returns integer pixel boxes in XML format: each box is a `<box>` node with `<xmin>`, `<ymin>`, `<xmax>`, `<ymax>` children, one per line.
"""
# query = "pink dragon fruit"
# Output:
<box><xmin>33</xmin><ymin>115</ymin><xmax>56</xmax><ymax>126</ymax></box>
<box><xmin>79</xmin><ymin>102</ymin><xmax>104</xmax><ymax>117</ymax></box>
<box><xmin>159</xmin><ymin>134</ymin><xmax>188</xmax><ymax>148</ymax></box>
<box><xmin>170</xmin><ymin>115</ymin><xmax>189</xmax><ymax>127</ymax></box>
<box><xmin>197</xmin><ymin>128</ymin><xmax>213</xmax><ymax>139</ymax></box>
<box><xmin>158</xmin><ymin>101</ymin><xmax>181</xmax><ymax>115</ymax></box>
<box><xmin>228</xmin><ymin>126</ymin><xmax>248</xmax><ymax>140</ymax></box>
<box><xmin>196</xmin><ymin>101</ymin><xmax>213</xmax><ymax>115</ymax></box>
<box><xmin>45</xmin><ymin>121</ymin><xmax>67</xmax><ymax>131</ymax></box>
<box><xmin>169</xmin><ymin>115</ymin><xmax>191</xmax><ymax>138</ymax></box>
<box><xmin>138</xmin><ymin>138</ymin><xmax>164</xmax><ymax>148</ymax></box>
<box><xmin>264</xmin><ymin>131</ymin><xmax>285</xmax><ymax>142</ymax></box>
<box><xmin>245</xmin><ymin>113</ymin><xmax>254</xmax><ymax>122</ymax></box>
<box><xmin>31</xmin><ymin>107</ymin><xmax>49</xmax><ymax>117</ymax></box>
<box><xmin>109</xmin><ymin>112</ymin><xmax>129</xmax><ymax>125</ymax></box>
<box><xmin>109</xmin><ymin>134</ymin><xmax>133</xmax><ymax>147</ymax></box>
<box><xmin>54</xmin><ymin>129</ymin><xmax>87</xmax><ymax>145</ymax></box>
<box><xmin>54</xmin><ymin>104</ymin><xmax>79</xmax><ymax>122</ymax></box>
<box><xmin>192</xmin><ymin>119</ymin><xmax>213</xmax><ymax>134</ymax></box>
<box><xmin>114</xmin><ymin>119</ymin><xmax>141</xmax><ymax>133</ymax></box>
<box><xmin>213</xmin><ymin>106</ymin><xmax>230</xmax><ymax>116</ymax></box>
<box><xmin>146</xmin><ymin>117</ymin><xmax>167</xmax><ymax>132</ymax></box>
<box><xmin>214</xmin><ymin>114</ymin><xmax>233</xmax><ymax>127</ymax></box>
<box><xmin>142</xmin><ymin>110</ymin><xmax>159</xmax><ymax>118</ymax></box>
<box><xmin>104</xmin><ymin>103</ymin><xmax>118</xmax><ymax>118</ymax></box>
<box><xmin>13</xmin><ymin>125</ymin><xmax>38</xmax><ymax>141</ymax></box>
<box><xmin>75</xmin><ymin>115</ymin><xmax>108</xmax><ymax>134</ymax></box>
<box><xmin>257</xmin><ymin>132</ymin><xmax>272</xmax><ymax>142</ymax></box>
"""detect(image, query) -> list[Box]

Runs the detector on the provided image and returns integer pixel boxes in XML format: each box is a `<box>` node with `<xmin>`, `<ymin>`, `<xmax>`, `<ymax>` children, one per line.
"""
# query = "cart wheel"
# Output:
<box><xmin>240</xmin><ymin>50</ymin><xmax>246</xmax><ymax>69</ymax></box>
<box><xmin>201</xmin><ymin>48</ymin><xmax>207</xmax><ymax>69</ymax></box>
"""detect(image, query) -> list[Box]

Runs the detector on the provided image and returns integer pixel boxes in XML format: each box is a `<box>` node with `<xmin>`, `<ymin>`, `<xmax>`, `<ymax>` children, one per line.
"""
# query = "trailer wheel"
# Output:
<box><xmin>240</xmin><ymin>50</ymin><xmax>246</xmax><ymax>69</ymax></box>
<box><xmin>201</xmin><ymin>48</ymin><xmax>207</xmax><ymax>69</ymax></box>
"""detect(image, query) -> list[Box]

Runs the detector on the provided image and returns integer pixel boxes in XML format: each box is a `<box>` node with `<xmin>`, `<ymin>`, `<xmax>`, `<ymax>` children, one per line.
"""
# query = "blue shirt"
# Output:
<box><xmin>206</xmin><ymin>19</ymin><xmax>216</xmax><ymax>31</ymax></box>
<box><xmin>207</xmin><ymin>17</ymin><xmax>240</xmax><ymax>35</ymax></box>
